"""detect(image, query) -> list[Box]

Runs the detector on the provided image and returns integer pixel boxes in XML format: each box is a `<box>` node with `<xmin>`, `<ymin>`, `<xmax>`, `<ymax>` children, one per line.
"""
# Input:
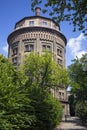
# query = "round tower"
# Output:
<box><xmin>7</xmin><ymin>8</ymin><xmax>69</xmax><ymax>116</ymax></box>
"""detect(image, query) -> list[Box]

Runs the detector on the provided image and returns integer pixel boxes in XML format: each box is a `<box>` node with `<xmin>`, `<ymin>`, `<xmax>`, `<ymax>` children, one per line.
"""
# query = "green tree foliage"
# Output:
<box><xmin>22</xmin><ymin>52</ymin><xmax>69</xmax><ymax>91</ymax></box>
<box><xmin>0</xmin><ymin>54</ymin><xmax>68</xmax><ymax>129</ymax></box>
<box><xmin>27</xmin><ymin>86</ymin><xmax>62</xmax><ymax>130</ymax></box>
<box><xmin>31</xmin><ymin>0</ymin><xmax>87</xmax><ymax>34</ymax></box>
<box><xmin>20</xmin><ymin>52</ymin><xmax>68</xmax><ymax>129</ymax></box>
<box><xmin>68</xmin><ymin>53</ymin><xmax>87</xmax><ymax>122</ymax></box>
<box><xmin>0</xmin><ymin>55</ymin><xmax>35</xmax><ymax>129</ymax></box>
<box><xmin>76</xmin><ymin>100</ymin><xmax>87</xmax><ymax>123</ymax></box>
<box><xmin>68</xmin><ymin>53</ymin><xmax>87</xmax><ymax>101</ymax></box>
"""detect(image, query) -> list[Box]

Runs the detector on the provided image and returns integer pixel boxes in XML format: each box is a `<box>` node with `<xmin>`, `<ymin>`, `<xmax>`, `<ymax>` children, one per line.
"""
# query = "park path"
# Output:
<box><xmin>53</xmin><ymin>116</ymin><xmax>87</xmax><ymax>130</ymax></box>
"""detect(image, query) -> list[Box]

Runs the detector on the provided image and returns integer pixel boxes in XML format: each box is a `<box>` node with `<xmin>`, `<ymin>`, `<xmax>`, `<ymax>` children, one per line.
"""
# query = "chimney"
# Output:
<box><xmin>35</xmin><ymin>7</ymin><xmax>41</xmax><ymax>16</ymax></box>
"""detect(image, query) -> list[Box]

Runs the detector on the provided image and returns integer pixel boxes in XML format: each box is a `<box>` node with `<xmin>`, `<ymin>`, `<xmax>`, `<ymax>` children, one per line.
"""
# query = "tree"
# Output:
<box><xmin>20</xmin><ymin>52</ymin><xmax>68</xmax><ymax>129</ymax></box>
<box><xmin>68</xmin><ymin>53</ymin><xmax>87</xmax><ymax>122</ymax></box>
<box><xmin>76</xmin><ymin>100</ymin><xmax>87</xmax><ymax>123</ymax></box>
<box><xmin>21</xmin><ymin>52</ymin><xmax>69</xmax><ymax>91</ymax></box>
<box><xmin>31</xmin><ymin>0</ymin><xmax>87</xmax><ymax>34</ymax></box>
<box><xmin>0</xmin><ymin>54</ymin><xmax>68</xmax><ymax>129</ymax></box>
<box><xmin>0</xmin><ymin>55</ymin><xmax>35</xmax><ymax>129</ymax></box>
<box><xmin>68</xmin><ymin>53</ymin><xmax>87</xmax><ymax>101</ymax></box>
<box><xmin>27</xmin><ymin>86</ymin><xmax>62</xmax><ymax>130</ymax></box>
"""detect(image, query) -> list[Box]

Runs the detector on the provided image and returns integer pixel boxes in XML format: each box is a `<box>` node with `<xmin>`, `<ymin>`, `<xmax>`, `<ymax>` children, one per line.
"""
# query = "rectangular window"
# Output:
<box><xmin>42</xmin><ymin>45</ymin><xmax>46</xmax><ymax>51</ymax></box>
<box><xmin>29</xmin><ymin>45</ymin><xmax>34</xmax><ymax>51</ymax></box>
<box><xmin>43</xmin><ymin>21</ymin><xmax>47</xmax><ymax>26</ymax></box>
<box><xmin>12</xmin><ymin>48</ymin><xmax>18</xmax><ymax>55</ymax></box>
<box><xmin>58</xmin><ymin>58</ymin><xmax>62</xmax><ymax>66</ymax></box>
<box><xmin>29</xmin><ymin>21</ymin><xmax>34</xmax><ymax>26</ymax></box>
<box><xmin>47</xmin><ymin>46</ymin><xmax>51</xmax><ymax>51</ymax></box>
<box><xmin>25</xmin><ymin>45</ymin><xmax>28</xmax><ymax>52</ymax></box>
<box><xmin>57</xmin><ymin>48</ymin><xmax>62</xmax><ymax>57</ymax></box>
<box><xmin>25</xmin><ymin>44</ymin><xmax>34</xmax><ymax>52</ymax></box>
<box><xmin>42</xmin><ymin>45</ymin><xmax>51</xmax><ymax>52</ymax></box>
<box><xmin>12</xmin><ymin>57</ymin><xmax>17</xmax><ymax>65</ymax></box>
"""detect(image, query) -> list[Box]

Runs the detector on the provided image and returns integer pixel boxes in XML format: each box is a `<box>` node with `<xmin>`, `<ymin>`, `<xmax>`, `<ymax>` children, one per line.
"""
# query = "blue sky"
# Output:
<box><xmin>0</xmin><ymin>0</ymin><xmax>87</xmax><ymax>66</ymax></box>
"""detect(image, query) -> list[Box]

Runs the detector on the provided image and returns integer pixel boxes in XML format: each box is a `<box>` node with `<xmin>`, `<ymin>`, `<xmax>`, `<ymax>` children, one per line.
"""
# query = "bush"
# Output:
<box><xmin>28</xmin><ymin>86</ymin><xmax>62</xmax><ymax>130</ymax></box>
<box><xmin>0</xmin><ymin>55</ymin><xmax>35</xmax><ymax>129</ymax></box>
<box><xmin>76</xmin><ymin>100</ymin><xmax>87</xmax><ymax>123</ymax></box>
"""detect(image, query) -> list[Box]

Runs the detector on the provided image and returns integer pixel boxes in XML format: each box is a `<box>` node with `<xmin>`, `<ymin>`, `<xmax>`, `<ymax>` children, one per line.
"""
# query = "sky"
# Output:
<box><xmin>0</xmin><ymin>0</ymin><xmax>87</xmax><ymax>66</ymax></box>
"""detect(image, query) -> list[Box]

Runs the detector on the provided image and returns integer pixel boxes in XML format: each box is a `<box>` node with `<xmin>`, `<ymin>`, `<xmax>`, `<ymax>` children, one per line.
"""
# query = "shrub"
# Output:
<box><xmin>28</xmin><ymin>86</ymin><xmax>62</xmax><ymax>130</ymax></box>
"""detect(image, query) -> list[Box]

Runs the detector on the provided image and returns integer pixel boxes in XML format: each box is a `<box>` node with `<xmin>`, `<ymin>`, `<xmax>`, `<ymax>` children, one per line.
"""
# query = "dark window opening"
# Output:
<box><xmin>29</xmin><ymin>21</ymin><xmax>34</xmax><ymax>26</ymax></box>
<box><xmin>43</xmin><ymin>21</ymin><xmax>47</xmax><ymax>26</ymax></box>
<box><xmin>12</xmin><ymin>48</ymin><xmax>18</xmax><ymax>55</ymax></box>
<box><xmin>58</xmin><ymin>58</ymin><xmax>62</xmax><ymax>66</ymax></box>
<box><xmin>42</xmin><ymin>45</ymin><xmax>51</xmax><ymax>52</ymax></box>
<box><xmin>57</xmin><ymin>48</ymin><xmax>62</xmax><ymax>57</ymax></box>
<box><xmin>25</xmin><ymin>44</ymin><xmax>34</xmax><ymax>52</ymax></box>
<box><xmin>12</xmin><ymin>57</ymin><xmax>17</xmax><ymax>65</ymax></box>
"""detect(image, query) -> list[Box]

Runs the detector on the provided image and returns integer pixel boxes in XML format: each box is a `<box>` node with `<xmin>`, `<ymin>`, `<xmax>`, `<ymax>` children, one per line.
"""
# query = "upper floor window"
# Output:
<box><xmin>12</xmin><ymin>48</ymin><xmax>18</xmax><ymax>56</ymax></box>
<box><xmin>43</xmin><ymin>21</ymin><xmax>47</xmax><ymax>26</ymax></box>
<box><xmin>12</xmin><ymin>57</ymin><xmax>18</xmax><ymax>65</ymax></box>
<box><xmin>29</xmin><ymin>21</ymin><xmax>34</xmax><ymax>26</ymax></box>
<box><xmin>62</xmin><ymin>93</ymin><xmax>64</xmax><ymax>100</ymax></box>
<box><xmin>57</xmin><ymin>48</ymin><xmax>62</xmax><ymax>57</ymax></box>
<box><xmin>11</xmin><ymin>41</ymin><xmax>19</xmax><ymax>48</ymax></box>
<box><xmin>42</xmin><ymin>45</ymin><xmax>51</xmax><ymax>52</ymax></box>
<box><xmin>59</xmin><ymin>92</ymin><xmax>64</xmax><ymax>100</ymax></box>
<box><xmin>47</xmin><ymin>46</ymin><xmax>51</xmax><ymax>51</ymax></box>
<box><xmin>42</xmin><ymin>45</ymin><xmax>46</xmax><ymax>51</ymax></box>
<box><xmin>25</xmin><ymin>44</ymin><xmax>34</xmax><ymax>52</ymax></box>
<box><xmin>57</xmin><ymin>58</ymin><xmax>62</xmax><ymax>66</ymax></box>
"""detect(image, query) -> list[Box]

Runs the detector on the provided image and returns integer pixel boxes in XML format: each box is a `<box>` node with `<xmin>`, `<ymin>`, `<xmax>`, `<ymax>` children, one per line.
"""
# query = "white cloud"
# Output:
<box><xmin>67</xmin><ymin>33</ymin><xmax>87</xmax><ymax>58</ymax></box>
<box><xmin>2</xmin><ymin>44</ymin><xmax>8</xmax><ymax>53</ymax></box>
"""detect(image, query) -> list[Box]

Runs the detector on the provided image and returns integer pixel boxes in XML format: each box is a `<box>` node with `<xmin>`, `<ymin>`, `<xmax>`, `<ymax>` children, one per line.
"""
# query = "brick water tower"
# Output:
<box><xmin>7</xmin><ymin>7</ymin><xmax>69</xmax><ymax>116</ymax></box>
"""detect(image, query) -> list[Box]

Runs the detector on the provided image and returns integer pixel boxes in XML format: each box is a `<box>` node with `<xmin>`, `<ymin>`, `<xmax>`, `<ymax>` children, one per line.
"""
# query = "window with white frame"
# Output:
<box><xmin>29</xmin><ymin>21</ymin><xmax>34</xmax><ymax>26</ymax></box>
<box><xmin>43</xmin><ymin>21</ymin><xmax>47</xmax><ymax>26</ymax></box>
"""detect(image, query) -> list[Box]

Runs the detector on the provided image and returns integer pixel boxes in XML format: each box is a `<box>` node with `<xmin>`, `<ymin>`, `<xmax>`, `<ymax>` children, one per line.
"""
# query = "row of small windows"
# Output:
<box><xmin>12</xmin><ymin>57</ymin><xmax>63</xmax><ymax>67</ymax></box>
<box><xmin>29</xmin><ymin>20</ymin><xmax>57</xmax><ymax>29</ymax></box>
<box><xmin>16</xmin><ymin>20</ymin><xmax>57</xmax><ymax>30</ymax></box>
<box><xmin>12</xmin><ymin>47</ymin><xmax>63</xmax><ymax>66</ymax></box>
<box><xmin>12</xmin><ymin>44</ymin><xmax>52</xmax><ymax>55</ymax></box>
<box><xmin>29</xmin><ymin>21</ymin><xmax>56</xmax><ymax>29</ymax></box>
<box><xmin>29</xmin><ymin>21</ymin><xmax>47</xmax><ymax>26</ymax></box>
